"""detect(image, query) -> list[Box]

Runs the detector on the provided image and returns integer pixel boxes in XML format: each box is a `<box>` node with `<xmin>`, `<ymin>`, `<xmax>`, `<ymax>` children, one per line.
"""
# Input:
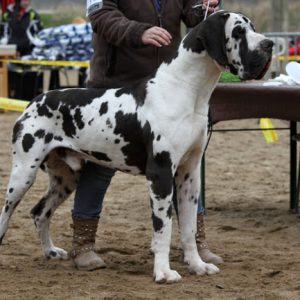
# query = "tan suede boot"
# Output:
<box><xmin>70</xmin><ymin>217</ymin><xmax>106</xmax><ymax>271</ymax></box>
<box><xmin>196</xmin><ymin>213</ymin><xmax>223</xmax><ymax>265</ymax></box>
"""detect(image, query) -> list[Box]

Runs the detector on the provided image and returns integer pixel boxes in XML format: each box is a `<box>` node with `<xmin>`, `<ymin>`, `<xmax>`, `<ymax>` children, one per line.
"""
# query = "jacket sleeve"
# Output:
<box><xmin>33</xmin><ymin>11</ymin><xmax>44</xmax><ymax>32</ymax></box>
<box><xmin>181</xmin><ymin>0</ymin><xmax>205</xmax><ymax>28</ymax></box>
<box><xmin>0</xmin><ymin>12</ymin><xmax>10</xmax><ymax>39</ymax></box>
<box><xmin>89</xmin><ymin>0</ymin><xmax>153</xmax><ymax>48</ymax></box>
<box><xmin>2</xmin><ymin>11</ymin><xmax>10</xmax><ymax>22</ymax></box>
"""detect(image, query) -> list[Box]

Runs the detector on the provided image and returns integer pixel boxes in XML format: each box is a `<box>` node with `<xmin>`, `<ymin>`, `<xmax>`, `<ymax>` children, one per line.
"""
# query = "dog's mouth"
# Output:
<box><xmin>239</xmin><ymin>54</ymin><xmax>272</xmax><ymax>81</ymax></box>
<box><xmin>255</xmin><ymin>58</ymin><xmax>272</xmax><ymax>80</ymax></box>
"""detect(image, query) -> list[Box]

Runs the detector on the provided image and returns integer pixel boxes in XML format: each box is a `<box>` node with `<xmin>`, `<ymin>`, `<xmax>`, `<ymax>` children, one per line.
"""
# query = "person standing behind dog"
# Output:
<box><xmin>1</xmin><ymin>0</ymin><xmax>43</xmax><ymax>56</ymax></box>
<box><xmin>70</xmin><ymin>0</ymin><xmax>222</xmax><ymax>271</ymax></box>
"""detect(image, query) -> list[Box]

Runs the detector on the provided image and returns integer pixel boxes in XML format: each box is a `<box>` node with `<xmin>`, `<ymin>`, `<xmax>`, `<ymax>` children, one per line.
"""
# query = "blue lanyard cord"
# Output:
<box><xmin>154</xmin><ymin>0</ymin><xmax>161</xmax><ymax>12</ymax></box>
<box><xmin>153</xmin><ymin>0</ymin><xmax>162</xmax><ymax>26</ymax></box>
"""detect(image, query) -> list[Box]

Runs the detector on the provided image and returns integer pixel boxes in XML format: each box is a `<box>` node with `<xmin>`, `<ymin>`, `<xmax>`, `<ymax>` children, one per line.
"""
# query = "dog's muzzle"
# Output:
<box><xmin>241</xmin><ymin>38</ymin><xmax>273</xmax><ymax>81</ymax></box>
<box><xmin>255</xmin><ymin>39</ymin><xmax>273</xmax><ymax>79</ymax></box>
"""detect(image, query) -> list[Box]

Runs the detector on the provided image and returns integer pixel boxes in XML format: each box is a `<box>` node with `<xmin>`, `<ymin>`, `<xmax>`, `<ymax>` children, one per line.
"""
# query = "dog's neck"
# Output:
<box><xmin>156</xmin><ymin>42</ymin><xmax>222</xmax><ymax>115</ymax></box>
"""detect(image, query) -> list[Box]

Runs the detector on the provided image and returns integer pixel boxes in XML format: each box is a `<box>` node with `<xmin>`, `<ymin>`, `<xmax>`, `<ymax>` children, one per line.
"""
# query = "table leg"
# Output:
<box><xmin>201</xmin><ymin>154</ymin><xmax>205</xmax><ymax>209</ymax></box>
<box><xmin>290</xmin><ymin>121</ymin><xmax>298</xmax><ymax>213</ymax></box>
<box><xmin>49</xmin><ymin>69</ymin><xmax>60</xmax><ymax>90</ymax></box>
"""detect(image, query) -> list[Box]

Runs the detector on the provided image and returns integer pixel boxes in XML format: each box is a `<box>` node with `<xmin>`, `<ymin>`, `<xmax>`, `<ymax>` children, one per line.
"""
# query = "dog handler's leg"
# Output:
<box><xmin>176</xmin><ymin>160</ymin><xmax>219</xmax><ymax>276</ymax></box>
<box><xmin>146</xmin><ymin>154</ymin><xmax>181</xmax><ymax>283</ymax></box>
<box><xmin>70</xmin><ymin>162</ymin><xmax>114</xmax><ymax>271</ymax></box>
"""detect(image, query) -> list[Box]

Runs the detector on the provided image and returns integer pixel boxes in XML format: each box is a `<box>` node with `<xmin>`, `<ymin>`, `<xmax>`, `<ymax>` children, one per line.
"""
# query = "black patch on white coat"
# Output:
<box><xmin>231</xmin><ymin>25</ymin><xmax>246</xmax><ymax>40</ymax></box>
<box><xmin>59</xmin><ymin>105</ymin><xmax>77</xmax><ymax>138</ymax></box>
<box><xmin>164</xmin><ymin>50</ymin><xmax>179</xmax><ymax>65</ymax></box>
<box><xmin>183</xmin><ymin>11</ymin><xmax>230</xmax><ymax>66</ymax></box>
<box><xmin>234</xmin><ymin>20</ymin><xmax>242</xmax><ymax>25</ymax></box>
<box><xmin>36</xmin><ymin>103</ymin><xmax>53</xmax><ymax>118</ymax></box>
<box><xmin>42</xmin><ymin>88</ymin><xmax>107</xmax><ymax>111</ymax></box>
<box><xmin>12</xmin><ymin>113</ymin><xmax>30</xmax><ymax>143</ymax></box>
<box><xmin>152</xmin><ymin>213</ymin><xmax>163</xmax><ymax>232</ymax></box>
<box><xmin>166</xmin><ymin>204</ymin><xmax>172</xmax><ymax>219</ymax></box>
<box><xmin>147</xmin><ymin>151</ymin><xmax>173</xmax><ymax>200</ymax></box>
<box><xmin>45</xmin><ymin>133</ymin><xmax>53</xmax><ymax>144</ymax></box>
<box><xmin>106</xmin><ymin>118</ymin><xmax>113</xmax><ymax>129</ymax></box>
<box><xmin>99</xmin><ymin>102</ymin><xmax>108</xmax><ymax>116</ymax></box>
<box><xmin>30</xmin><ymin>89</ymin><xmax>108</xmax><ymax>138</ymax></box>
<box><xmin>54</xmin><ymin>136</ymin><xmax>63</xmax><ymax>141</ymax></box>
<box><xmin>34</xmin><ymin>129</ymin><xmax>46</xmax><ymax>139</ymax></box>
<box><xmin>48</xmin><ymin>251</ymin><xmax>57</xmax><ymax>258</ymax></box>
<box><xmin>115</xmin><ymin>76</ymin><xmax>153</xmax><ymax>107</ymax></box>
<box><xmin>46</xmin><ymin>210</ymin><xmax>51</xmax><ymax>218</ymax></box>
<box><xmin>182</xmin><ymin>25</ymin><xmax>205</xmax><ymax>53</ymax></box>
<box><xmin>31</xmin><ymin>197</ymin><xmax>46</xmax><ymax>217</ymax></box>
<box><xmin>74</xmin><ymin>108</ymin><xmax>85</xmax><ymax>130</ymax></box>
<box><xmin>242</xmin><ymin>16</ymin><xmax>249</xmax><ymax>23</ymax></box>
<box><xmin>22</xmin><ymin>134</ymin><xmax>35</xmax><ymax>152</ymax></box>
<box><xmin>114</xmin><ymin>111</ymin><xmax>150</xmax><ymax>172</ymax></box>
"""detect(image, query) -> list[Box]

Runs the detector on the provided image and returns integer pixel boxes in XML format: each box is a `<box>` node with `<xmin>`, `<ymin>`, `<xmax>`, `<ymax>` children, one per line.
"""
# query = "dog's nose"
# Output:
<box><xmin>260</xmin><ymin>39</ymin><xmax>274</xmax><ymax>51</ymax></box>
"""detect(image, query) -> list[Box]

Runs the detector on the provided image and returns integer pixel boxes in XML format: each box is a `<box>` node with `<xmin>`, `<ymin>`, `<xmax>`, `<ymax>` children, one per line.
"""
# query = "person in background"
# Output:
<box><xmin>0</xmin><ymin>0</ymin><xmax>43</xmax><ymax>101</ymax></box>
<box><xmin>70</xmin><ymin>0</ymin><xmax>223</xmax><ymax>271</ymax></box>
<box><xmin>1</xmin><ymin>0</ymin><xmax>43</xmax><ymax>56</ymax></box>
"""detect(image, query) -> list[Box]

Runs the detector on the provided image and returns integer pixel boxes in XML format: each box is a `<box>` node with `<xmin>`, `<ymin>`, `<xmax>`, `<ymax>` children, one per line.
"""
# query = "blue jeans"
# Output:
<box><xmin>72</xmin><ymin>162</ymin><xmax>116</xmax><ymax>220</ymax></box>
<box><xmin>197</xmin><ymin>194</ymin><xmax>205</xmax><ymax>214</ymax></box>
<box><xmin>73</xmin><ymin>162</ymin><xmax>204</xmax><ymax>219</ymax></box>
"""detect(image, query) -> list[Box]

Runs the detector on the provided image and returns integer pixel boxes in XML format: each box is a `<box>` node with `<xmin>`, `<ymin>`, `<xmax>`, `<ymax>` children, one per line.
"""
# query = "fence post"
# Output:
<box><xmin>271</xmin><ymin>0</ymin><xmax>289</xmax><ymax>32</ymax></box>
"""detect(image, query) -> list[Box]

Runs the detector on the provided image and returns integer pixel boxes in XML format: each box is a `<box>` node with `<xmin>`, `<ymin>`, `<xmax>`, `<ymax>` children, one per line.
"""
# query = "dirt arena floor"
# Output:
<box><xmin>0</xmin><ymin>112</ymin><xmax>299</xmax><ymax>300</ymax></box>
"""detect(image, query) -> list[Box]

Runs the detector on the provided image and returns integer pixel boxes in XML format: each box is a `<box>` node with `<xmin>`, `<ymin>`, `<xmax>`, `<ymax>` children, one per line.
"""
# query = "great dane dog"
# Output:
<box><xmin>0</xmin><ymin>11</ymin><xmax>272</xmax><ymax>283</ymax></box>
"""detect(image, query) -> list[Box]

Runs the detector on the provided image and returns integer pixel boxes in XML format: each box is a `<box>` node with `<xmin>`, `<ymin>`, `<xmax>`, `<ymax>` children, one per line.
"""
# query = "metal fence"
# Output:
<box><xmin>264</xmin><ymin>32</ymin><xmax>300</xmax><ymax>78</ymax></box>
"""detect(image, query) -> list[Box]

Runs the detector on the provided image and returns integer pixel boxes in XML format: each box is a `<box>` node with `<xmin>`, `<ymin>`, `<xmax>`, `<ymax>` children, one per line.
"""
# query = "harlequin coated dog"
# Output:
<box><xmin>0</xmin><ymin>11</ymin><xmax>272</xmax><ymax>283</ymax></box>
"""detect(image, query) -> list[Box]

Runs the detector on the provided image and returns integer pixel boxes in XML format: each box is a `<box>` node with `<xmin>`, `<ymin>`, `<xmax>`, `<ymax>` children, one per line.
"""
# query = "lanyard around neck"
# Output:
<box><xmin>153</xmin><ymin>0</ymin><xmax>161</xmax><ymax>12</ymax></box>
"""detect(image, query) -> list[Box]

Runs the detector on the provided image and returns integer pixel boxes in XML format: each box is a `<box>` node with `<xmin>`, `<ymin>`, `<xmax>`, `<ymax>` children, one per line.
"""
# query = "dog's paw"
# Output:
<box><xmin>45</xmin><ymin>247</ymin><xmax>69</xmax><ymax>260</ymax></box>
<box><xmin>154</xmin><ymin>269</ymin><xmax>182</xmax><ymax>284</ymax></box>
<box><xmin>189</xmin><ymin>262</ymin><xmax>220</xmax><ymax>276</ymax></box>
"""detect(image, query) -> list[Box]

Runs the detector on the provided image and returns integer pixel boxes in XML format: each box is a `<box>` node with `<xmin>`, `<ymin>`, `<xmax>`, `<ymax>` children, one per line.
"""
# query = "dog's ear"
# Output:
<box><xmin>197</xmin><ymin>12</ymin><xmax>230</xmax><ymax>66</ymax></box>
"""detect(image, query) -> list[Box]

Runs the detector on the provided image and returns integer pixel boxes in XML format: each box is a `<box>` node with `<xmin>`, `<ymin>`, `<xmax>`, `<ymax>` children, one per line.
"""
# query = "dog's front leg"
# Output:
<box><xmin>146</xmin><ymin>156</ymin><xmax>181</xmax><ymax>284</ymax></box>
<box><xmin>176</xmin><ymin>159</ymin><xmax>219</xmax><ymax>276</ymax></box>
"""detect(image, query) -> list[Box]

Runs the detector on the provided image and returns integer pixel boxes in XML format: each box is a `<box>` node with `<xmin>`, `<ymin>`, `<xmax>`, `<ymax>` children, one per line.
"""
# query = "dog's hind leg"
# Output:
<box><xmin>146</xmin><ymin>153</ymin><xmax>182</xmax><ymax>284</ymax></box>
<box><xmin>0</xmin><ymin>157</ymin><xmax>39</xmax><ymax>245</ymax></box>
<box><xmin>176</xmin><ymin>151</ymin><xmax>219</xmax><ymax>276</ymax></box>
<box><xmin>31</xmin><ymin>150</ymin><xmax>80</xmax><ymax>260</ymax></box>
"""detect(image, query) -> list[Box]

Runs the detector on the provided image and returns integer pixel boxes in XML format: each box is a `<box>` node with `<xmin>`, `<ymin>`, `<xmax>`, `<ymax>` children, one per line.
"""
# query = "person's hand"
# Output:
<box><xmin>203</xmin><ymin>0</ymin><xmax>220</xmax><ymax>14</ymax></box>
<box><xmin>141</xmin><ymin>26</ymin><xmax>172</xmax><ymax>47</ymax></box>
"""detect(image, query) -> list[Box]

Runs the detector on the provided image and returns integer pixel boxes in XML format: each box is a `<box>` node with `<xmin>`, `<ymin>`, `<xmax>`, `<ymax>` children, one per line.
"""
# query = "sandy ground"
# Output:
<box><xmin>0</xmin><ymin>112</ymin><xmax>299</xmax><ymax>300</ymax></box>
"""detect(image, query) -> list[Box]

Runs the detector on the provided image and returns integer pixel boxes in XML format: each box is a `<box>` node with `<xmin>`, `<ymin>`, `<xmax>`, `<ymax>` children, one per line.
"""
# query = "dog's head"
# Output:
<box><xmin>186</xmin><ymin>11</ymin><xmax>273</xmax><ymax>80</ymax></box>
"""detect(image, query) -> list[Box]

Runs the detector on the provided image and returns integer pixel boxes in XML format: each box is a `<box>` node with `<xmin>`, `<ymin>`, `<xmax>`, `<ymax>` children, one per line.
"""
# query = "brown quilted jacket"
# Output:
<box><xmin>88</xmin><ymin>0</ymin><xmax>205</xmax><ymax>88</ymax></box>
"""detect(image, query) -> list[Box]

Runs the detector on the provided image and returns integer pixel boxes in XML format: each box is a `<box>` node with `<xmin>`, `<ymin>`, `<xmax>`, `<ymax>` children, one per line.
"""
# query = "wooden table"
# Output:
<box><xmin>0</xmin><ymin>45</ymin><xmax>16</xmax><ymax>97</ymax></box>
<box><xmin>203</xmin><ymin>82</ymin><xmax>300</xmax><ymax>212</ymax></box>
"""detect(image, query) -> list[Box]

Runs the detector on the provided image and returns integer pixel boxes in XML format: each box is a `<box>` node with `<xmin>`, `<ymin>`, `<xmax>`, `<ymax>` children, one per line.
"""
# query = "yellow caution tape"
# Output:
<box><xmin>276</xmin><ymin>55</ymin><xmax>300</xmax><ymax>61</ymax></box>
<box><xmin>259</xmin><ymin>118</ymin><xmax>278</xmax><ymax>143</ymax></box>
<box><xmin>0</xmin><ymin>97</ymin><xmax>29</xmax><ymax>112</ymax></box>
<box><xmin>0</xmin><ymin>58</ymin><xmax>89</xmax><ymax>68</ymax></box>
